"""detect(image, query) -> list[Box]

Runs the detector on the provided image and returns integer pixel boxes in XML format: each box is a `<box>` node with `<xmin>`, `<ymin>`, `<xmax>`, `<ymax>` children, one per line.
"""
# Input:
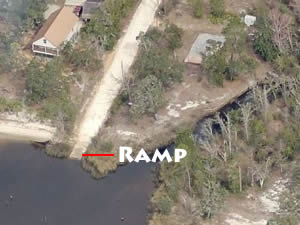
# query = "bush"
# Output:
<box><xmin>129</xmin><ymin>75</ymin><xmax>164</xmax><ymax>118</ymax></box>
<box><xmin>189</xmin><ymin>0</ymin><xmax>204</xmax><ymax>18</ymax></box>
<box><xmin>210</xmin><ymin>0</ymin><xmax>225</xmax><ymax>18</ymax></box>
<box><xmin>156</xmin><ymin>196</ymin><xmax>172</xmax><ymax>215</ymax></box>
<box><xmin>275</xmin><ymin>55</ymin><xmax>300</xmax><ymax>77</ymax></box>
<box><xmin>253</xmin><ymin>16</ymin><xmax>279</xmax><ymax>61</ymax></box>
<box><xmin>83</xmin><ymin>0</ymin><xmax>138</xmax><ymax>51</ymax></box>
<box><xmin>164</xmin><ymin>24</ymin><xmax>183</xmax><ymax>50</ymax></box>
<box><xmin>62</xmin><ymin>41</ymin><xmax>102</xmax><ymax>72</ymax></box>
<box><xmin>25</xmin><ymin>58</ymin><xmax>64</xmax><ymax>104</ymax></box>
<box><xmin>203</xmin><ymin>49</ymin><xmax>227</xmax><ymax>86</ymax></box>
<box><xmin>45</xmin><ymin>143</ymin><xmax>72</xmax><ymax>158</ymax></box>
<box><xmin>249</xmin><ymin>119</ymin><xmax>266</xmax><ymax>147</ymax></box>
<box><xmin>0</xmin><ymin>97</ymin><xmax>23</xmax><ymax>113</ymax></box>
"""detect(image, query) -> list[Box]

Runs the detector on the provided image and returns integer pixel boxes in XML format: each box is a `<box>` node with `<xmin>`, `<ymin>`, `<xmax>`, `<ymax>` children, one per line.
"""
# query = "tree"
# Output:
<box><xmin>129</xmin><ymin>75</ymin><xmax>164</xmax><ymax>117</ymax></box>
<box><xmin>25</xmin><ymin>58</ymin><xmax>63</xmax><ymax>104</ymax></box>
<box><xmin>25</xmin><ymin>0</ymin><xmax>48</xmax><ymax>29</ymax></box>
<box><xmin>133</xmin><ymin>47</ymin><xmax>184</xmax><ymax>87</ymax></box>
<box><xmin>240</xmin><ymin>103</ymin><xmax>255</xmax><ymax>142</ymax></box>
<box><xmin>203</xmin><ymin>47</ymin><xmax>227</xmax><ymax>86</ymax></box>
<box><xmin>268</xmin><ymin>8</ymin><xmax>292</xmax><ymax>52</ymax></box>
<box><xmin>223</xmin><ymin>18</ymin><xmax>247</xmax><ymax>61</ymax></box>
<box><xmin>253</xmin><ymin>14</ymin><xmax>279</xmax><ymax>61</ymax></box>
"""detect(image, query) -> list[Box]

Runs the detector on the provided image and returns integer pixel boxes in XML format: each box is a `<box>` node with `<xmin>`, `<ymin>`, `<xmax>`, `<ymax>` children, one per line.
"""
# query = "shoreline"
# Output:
<box><xmin>0</xmin><ymin>114</ymin><xmax>56</xmax><ymax>143</ymax></box>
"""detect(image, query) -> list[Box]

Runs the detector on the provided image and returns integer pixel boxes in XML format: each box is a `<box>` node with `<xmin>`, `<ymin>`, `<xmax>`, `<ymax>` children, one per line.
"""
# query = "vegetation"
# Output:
<box><xmin>189</xmin><ymin>0</ymin><xmax>204</xmax><ymax>18</ymax></box>
<box><xmin>82</xmin><ymin>0</ymin><xmax>138</xmax><ymax>51</ymax></box>
<box><xmin>267</xmin><ymin>165</ymin><xmax>300</xmax><ymax>225</ymax></box>
<box><xmin>121</xmin><ymin>25</ymin><xmax>184</xmax><ymax>118</ymax></box>
<box><xmin>203</xmin><ymin>18</ymin><xmax>256</xmax><ymax>86</ymax></box>
<box><xmin>82</xmin><ymin>139</ymin><xmax>118</xmax><ymax>179</ymax></box>
<box><xmin>61</xmin><ymin>41</ymin><xmax>102</xmax><ymax>73</ymax></box>
<box><xmin>0</xmin><ymin>0</ymin><xmax>48</xmax><ymax>31</ymax></box>
<box><xmin>24</xmin><ymin>58</ymin><xmax>77</xmax><ymax>132</ymax></box>
<box><xmin>45</xmin><ymin>143</ymin><xmax>72</xmax><ymax>158</ymax></box>
<box><xmin>253</xmin><ymin>13</ymin><xmax>279</xmax><ymax>61</ymax></box>
<box><xmin>0</xmin><ymin>97</ymin><xmax>23</xmax><ymax>113</ymax></box>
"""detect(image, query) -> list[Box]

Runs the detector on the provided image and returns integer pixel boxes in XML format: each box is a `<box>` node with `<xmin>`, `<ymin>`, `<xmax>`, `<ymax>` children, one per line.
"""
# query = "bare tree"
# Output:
<box><xmin>255</xmin><ymin>158</ymin><xmax>271</xmax><ymax>188</ymax></box>
<box><xmin>269</xmin><ymin>8</ymin><xmax>292</xmax><ymax>52</ymax></box>
<box><xmin>198</xmin><ymin>119</ymin><xmax>228</xmax><ymax>162</ymax></box>
<box><xmin>240</xmin><ymin>103</ymin><xmax>255</xmax><ymax>142</ymax></box>
<box><xmin>216</xmin><ymin>113</ymin><xmax>233</xmax><ymax>156</ymax></box>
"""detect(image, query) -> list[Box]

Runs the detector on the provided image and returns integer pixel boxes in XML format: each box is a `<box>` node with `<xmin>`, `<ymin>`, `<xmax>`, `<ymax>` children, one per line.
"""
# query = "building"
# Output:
<box><xmin>32</xmin><ymin>6</ymin><xmax>83</xmax><ymax>56</ymax></box>
<box><xmin>82</xmin><ymin>0</ymin><xmax>103</xmax><ymax>21</ymax></box>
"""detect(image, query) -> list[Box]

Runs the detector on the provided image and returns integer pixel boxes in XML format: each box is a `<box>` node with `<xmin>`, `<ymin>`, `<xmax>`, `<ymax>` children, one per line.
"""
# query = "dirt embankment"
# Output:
<box><xmin>0</xmin><ymin>112</ymin><xmax>56</xmax><ymax>143</ymax></box>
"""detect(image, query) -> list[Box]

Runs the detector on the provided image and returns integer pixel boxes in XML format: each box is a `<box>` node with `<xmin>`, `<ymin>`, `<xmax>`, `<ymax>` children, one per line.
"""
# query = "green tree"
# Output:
<box><xmin>133</xmin><ymin>47</ymin><xmax>184</xmax><ymax>87</ymax></box>
<box><xmin>25</xmin><ymin>58</ymin><xmax>63</xmax><ymax>104</ymax></box>
<box><xmin>203</xmin><ymin>48</ymin><xmax>227</xmax><ymax>86</ymax></box>
<box><xmin>253</xmin><ymin>15</ymin><xmax>279</xmax><ymax>61</ymax></box>
<box><xmin>129</xmin><ymin>75</ymin><xmax>164</xmax><ymax>118</ymax></box>
<box><xmin>25</xmin><ymin>0</ymin><xmax>48</xmax><ymax>29</ymax></box>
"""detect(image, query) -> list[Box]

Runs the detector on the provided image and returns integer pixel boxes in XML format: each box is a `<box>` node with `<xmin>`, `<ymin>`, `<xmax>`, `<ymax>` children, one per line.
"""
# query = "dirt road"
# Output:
<box><xmin>70</xmin><ymin>0</ymin><xmax>161</xmax><ymax>159</ymax></box>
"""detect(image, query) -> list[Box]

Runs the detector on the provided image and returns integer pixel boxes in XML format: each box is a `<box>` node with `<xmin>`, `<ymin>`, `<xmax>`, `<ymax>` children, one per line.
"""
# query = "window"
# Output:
<box><xmin>43</xmin><ymin>39</ymin><xmax>47</xmax><ymax>44</ymax></box>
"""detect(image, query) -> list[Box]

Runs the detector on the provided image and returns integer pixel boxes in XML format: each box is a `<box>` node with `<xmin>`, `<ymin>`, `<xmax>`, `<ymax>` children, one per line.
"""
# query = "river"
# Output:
<box><xmin>0</xmin><ymin>141</ymin><xmax>156</xmax><ymax>225</ymax></box>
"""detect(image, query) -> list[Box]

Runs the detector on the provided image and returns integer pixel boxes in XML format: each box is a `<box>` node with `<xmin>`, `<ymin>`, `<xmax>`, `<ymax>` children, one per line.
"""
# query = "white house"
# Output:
<box><xmin>32</xmin><ymin>6</ymin><xmax>83</xmax><ymax>56</ymax></box>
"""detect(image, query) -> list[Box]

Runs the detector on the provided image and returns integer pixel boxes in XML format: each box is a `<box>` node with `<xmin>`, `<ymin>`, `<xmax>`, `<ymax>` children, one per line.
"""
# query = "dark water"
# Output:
<box><xmin>0</xmin><ymin>141</ymin><xmax>156</xmax><ymax>225</ymax></box>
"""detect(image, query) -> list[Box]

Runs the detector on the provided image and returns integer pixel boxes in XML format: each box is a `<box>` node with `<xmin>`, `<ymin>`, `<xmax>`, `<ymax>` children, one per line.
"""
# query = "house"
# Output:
<box><xmin>82</xmin><ymin>0</ymin><xmax>103</xmax><ymax>21</ymax></box>
<box><xmin>32</xmin><ymin>6</ymin><xmax>83</xmax><ymax>56</ymax></box>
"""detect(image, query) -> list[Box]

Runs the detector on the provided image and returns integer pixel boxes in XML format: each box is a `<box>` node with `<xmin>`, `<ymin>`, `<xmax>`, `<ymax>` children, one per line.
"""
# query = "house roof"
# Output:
<box><xmin>32</xmin><ymin>6</ymin><xmax>80</xmax><ymax>48</ymax></box>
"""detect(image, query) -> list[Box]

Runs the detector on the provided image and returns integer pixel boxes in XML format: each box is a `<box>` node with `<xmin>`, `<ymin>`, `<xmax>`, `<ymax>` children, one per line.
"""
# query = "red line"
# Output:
<box><xmin>82</xmin><ymin>154</ymin><xmax>115</xmax><ymax>157</ymax></box>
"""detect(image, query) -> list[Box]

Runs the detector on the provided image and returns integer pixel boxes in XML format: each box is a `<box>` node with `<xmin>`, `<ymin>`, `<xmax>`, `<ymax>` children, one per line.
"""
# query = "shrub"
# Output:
<box><xmin>62</xmin><ymin>41</ymin><xmax>102</xmax><ymax>72</ymax></box>
<box><xmin>0</xmin><ymin>97</ymin><xmax>23</xmax><ymax>113</ymax></box>
<box><xmin>156</xmin><ymin>196</ymin><xmax>172</xmax><ymax>215</ymax></box>
<box><xmin>45</xmin><ymin>143</ymin><xmax>72</xmax><ymax>158</ymax></box>
<box><xmin>25</xmin><ymin>58</ymin><xmax>64</xmax><ymax>104</ymax></box>
<box><xmin>164</xmin><ymin>23</ymin><xmax>183</xmax><ymax>50</ymax></box>
<box><xmin>253</xmin><ymin>16</ymin><xmax>279</xmax><ymax>61</ymax></box>
<box><xmin>275</xmin><ymin>55</ymin><xmax>300</xmax><ymax>77</ymax></box>
<box><xmin>129</xmin><ymin>75</ymin><xmax>164</xmax><ymax>118</ymax></box>
<box><xmin>83</xmin><ymin>0</ymin><xmax>138</xmax><ymax>51</ymax></box>
<box><xmin>133</xmin><ymin>47</ymin><xmax>184</xmax><ymax>87</ymax></box>
<box><xmin>210</xmin><ymin>0</ymin><xmax>225</xmax><ymax>18</ymax></box>
<box><xmin>189</xmin><ymin>0</ymin><xmax>204</xmax><ymax>18</ymax></box>
<box><xmin>203</xmin><ymin>49</ymin><xmax>227</xmax><ymax>86</ymax></box>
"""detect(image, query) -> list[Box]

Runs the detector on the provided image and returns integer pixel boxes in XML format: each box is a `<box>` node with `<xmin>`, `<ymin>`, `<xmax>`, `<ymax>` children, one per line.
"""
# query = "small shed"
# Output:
<box><xmin>184</xmin><ymin>33</ymin><xmax>225</xmax><ymax>65</ymax></box>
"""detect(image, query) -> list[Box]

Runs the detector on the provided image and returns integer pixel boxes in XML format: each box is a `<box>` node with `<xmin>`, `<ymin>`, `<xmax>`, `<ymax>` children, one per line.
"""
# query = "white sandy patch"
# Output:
<box><xmin>117</xmin><ymin>130</ymin><xmax>138</xmax><ymax>137</ymax></box>
<box><xmin>181</xmin><ymin>101</ymin><xmax>199</xmax><ymax>111</ymax></box>
<box><xmin>259</xmin><ymin>178</ymin><xmax>289</xmax><ymax>213</ymax></box>
<box><xmin>167</xmin><ymin>104</ymin><xmax>180</xmax><ymax>118</ymax></box>
<box><xmin>71</xmin><ymin>0</ymin><xmax>162</xmax><ymax>159</ymax></box>
<box><xmin>225</xmin><ymin>213</ymin><xmax>267</xmax><ymax>225</ymax></box>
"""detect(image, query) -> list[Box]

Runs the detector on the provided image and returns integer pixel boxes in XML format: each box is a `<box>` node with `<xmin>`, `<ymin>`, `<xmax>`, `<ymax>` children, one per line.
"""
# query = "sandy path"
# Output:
<box><xmin>70</xmin><ymin>0</ymin><xmax>161</xmax><ymax>159</ymax></box>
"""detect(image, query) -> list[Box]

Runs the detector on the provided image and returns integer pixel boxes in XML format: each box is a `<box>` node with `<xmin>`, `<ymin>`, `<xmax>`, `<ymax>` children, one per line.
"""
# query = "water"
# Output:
<box><xmin>0</xmin><ymin>141</ymin><xmax>156</xmax><ymax>225</ymax></box>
